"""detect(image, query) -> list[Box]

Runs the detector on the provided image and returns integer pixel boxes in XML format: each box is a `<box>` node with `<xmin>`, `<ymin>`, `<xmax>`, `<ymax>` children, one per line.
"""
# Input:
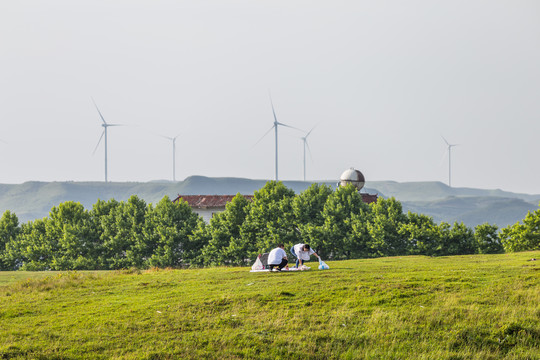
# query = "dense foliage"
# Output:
<box><xmin>0</xmin><ymin>196</ymin><xmax>203</xmax><ymax>271</ymax></box>
<box><xmin>1</xmin><ymin>181</ymin><xmax>537</xmax><ymax>270</ymax></box>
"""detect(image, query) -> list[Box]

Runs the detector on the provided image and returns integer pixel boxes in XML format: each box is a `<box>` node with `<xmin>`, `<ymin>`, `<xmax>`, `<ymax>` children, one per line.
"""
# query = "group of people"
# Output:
<box><xmin>267</xmin><ymin>243</ymin><xmax>320</xmax><ymax>271</ymax></box>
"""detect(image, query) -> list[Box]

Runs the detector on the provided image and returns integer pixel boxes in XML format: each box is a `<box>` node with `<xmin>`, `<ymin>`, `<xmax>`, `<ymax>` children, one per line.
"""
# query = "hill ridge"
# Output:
<box><xmin>0</xmin><ymin>177</ymin><xmax>538</xmax><ymax>226</ymax></box>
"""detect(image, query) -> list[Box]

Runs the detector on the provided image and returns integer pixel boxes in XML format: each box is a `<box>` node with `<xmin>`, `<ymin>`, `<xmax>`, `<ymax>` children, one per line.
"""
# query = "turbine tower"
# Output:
<box><xmin>300</xmin><ymin>127</ymin><xmax>315</xmax><ymax>181</ymax></box>
<box><xmin>269</xmin><ymin>95</ymin><xmax>303</xmax><ymax>181</ymax></box>
<box><xmin>253</xmin><ymin>94</ymin><xmax>303</xmax><ymax>181</ymax></box>
<box><xmin>442</xmin><ymin>136</ymin><xmax>458</xmax><ymax>187</ymax></box>
<box><xmin>159</xmin><ymin>134</ymin><xmax>180</xmax><ymax>182</ymax></box>
<box><xmin>92</xmin><ymin>98</ymin><xmax>122</xmax><ymax>183</ymax></box>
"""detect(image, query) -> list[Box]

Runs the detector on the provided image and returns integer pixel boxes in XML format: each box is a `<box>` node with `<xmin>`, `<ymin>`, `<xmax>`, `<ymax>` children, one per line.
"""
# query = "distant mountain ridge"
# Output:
<box><xmin>0</xmin><ymin>176</ymin><xmax>538</xmax><ymax>227</ymax></box>
<box><xmin>370</xmin><ymin>180</ymin><xmax>540</xmax><ymax>203</ymax></box>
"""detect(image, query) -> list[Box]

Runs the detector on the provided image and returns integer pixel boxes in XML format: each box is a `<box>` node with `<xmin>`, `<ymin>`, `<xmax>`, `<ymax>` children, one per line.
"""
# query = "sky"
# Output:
<box><xmin>1</xmin><ymin>0</ymin><xmax>539</xmax><ymax>194</ymax></box>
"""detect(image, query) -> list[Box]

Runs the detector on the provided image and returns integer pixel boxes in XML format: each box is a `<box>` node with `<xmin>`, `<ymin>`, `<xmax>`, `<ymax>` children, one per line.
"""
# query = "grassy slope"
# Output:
<box><xmin>1</xmin><ymin>252</ymin><xmax>539</xmax><ymax>360</ymax></box>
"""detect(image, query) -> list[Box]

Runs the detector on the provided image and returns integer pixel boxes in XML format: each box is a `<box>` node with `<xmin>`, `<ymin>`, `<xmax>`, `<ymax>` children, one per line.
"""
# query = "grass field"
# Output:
<box><xmin>1</xmin><ymin>252</ymin><xmax>539</xmax><ymax>359</ymax></box>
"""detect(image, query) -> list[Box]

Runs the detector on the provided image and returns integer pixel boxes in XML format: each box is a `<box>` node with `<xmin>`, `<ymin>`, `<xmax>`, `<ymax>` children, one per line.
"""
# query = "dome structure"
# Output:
<box><xmin>339</xmin><ymin>167</ymin><xmax>365</xmax><ymax>191</ymax></box>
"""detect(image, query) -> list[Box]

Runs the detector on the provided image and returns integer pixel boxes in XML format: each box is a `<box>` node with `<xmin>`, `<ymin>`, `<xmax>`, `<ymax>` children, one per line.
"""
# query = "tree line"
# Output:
<box><xmin>0</xmin><ymin>182</ymin><xmax>538</xmax><ymax>271</ymax></box>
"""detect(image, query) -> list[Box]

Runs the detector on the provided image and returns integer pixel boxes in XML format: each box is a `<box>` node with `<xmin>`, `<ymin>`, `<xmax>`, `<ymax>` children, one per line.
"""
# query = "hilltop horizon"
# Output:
<box><xmin>0</xmin><ymin>176</ymin><xmax>538</xmax><ymax>228</ymax></box>
<box><xmin>3</xmin><ymin>175</ymin><xmax>540</xmax><ymax>198</ymax></box>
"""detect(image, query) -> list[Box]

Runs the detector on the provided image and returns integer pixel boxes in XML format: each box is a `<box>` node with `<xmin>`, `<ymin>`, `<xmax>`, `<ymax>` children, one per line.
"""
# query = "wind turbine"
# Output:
<box><xmin>158</xmin><ymin>133</ymin><xmax>181</xmax><ymax>182</ymax></box>
<box><xmin>254</xmin><ymin>94</ymin><xmax>303</xmax><ymax>181</ymax></box>
<box><xmin>300</xmin><ymin>126</ymin><xmax>316</xmax><ymax>181</ymax></box>
<box><xmin>92</xmin><ymin>98</ymin><xmax>122</xmax><ymax>183</ymax></box>
<box><xmin>442</xmin><ymin>136</ymin><xmax>458</xmax><ymax>187</ymax></box>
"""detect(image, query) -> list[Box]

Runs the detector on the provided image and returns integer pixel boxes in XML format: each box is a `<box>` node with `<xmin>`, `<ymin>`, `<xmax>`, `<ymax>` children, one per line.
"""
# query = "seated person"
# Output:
<box><xmin>267</xmin><ymin>244</ymin><xmax>288</xmax><ymax>271</ymax></box>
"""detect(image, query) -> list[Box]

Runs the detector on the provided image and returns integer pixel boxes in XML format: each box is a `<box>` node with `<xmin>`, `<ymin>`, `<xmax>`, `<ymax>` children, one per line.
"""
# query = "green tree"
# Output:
<box><xmin>474</xmin><ymin>223</ymin><xmax>503</xmax><ymax>254</ymax></box>
<box><xmin>316</xmin><ymin>185</ymin><xmax>370</xmax><ymax>259</ymax></box>
<box><xmin>239</xmin><ymin>181</ymin><xmax>297</xmax><ymax>264</ymax></box>
<box><xmin>89</xmin><ymin>198</ymin><xmax>122</xmax><ymax>269</ymax></box>
<box><xmin>292</xmin><ymin>183</ymin><xmax>333</xmax><ymax>247</ymax></box>
<box><xmin>46</xmin><ymin>201</ymin><xmax>96</xmax><ymax>270</ymax></box>
<box><xmin>0</xmin><ymin>210</ymin><xmax>20</xmax><ymax>270</ymax></box>
<box><xmin>500</xmin><ymin>206</ymin><xmax>540</xmax><ymax>252</ymax></box>
<box><xmin>121</xmin><ymin>196</ymin><xmax>150</xmax><ymax>268</ymax></box>
<box><xmin>89</xmin><ymin>196</ymin><xmax>148</xmax><ymax>269</ymax></box>
<box><xmin>348</xmin><ymin>207</ymin><xmax>377</xmax><ymax>258</ymax></box>
<box><xmin>144</xmin><ymin>196</ymin><xmax>204</xmax><ymax>268</ymax></box>
<box><xmin>200</xmin><ymin>193</ymin><xmax>251</xmax><ymax>266</ymax></box>
<box><xmin>5</xmin><ymin>202</ymin><xmax>98</xmax><ymax>271</ymax></box>
<box><xmin>399</xmin><ymin>212</ymin><xmax>441</xmax><ymax>256</ymax></box>
<box><xmin>368</xmin><ymin>197</ymin><xmax>409</xmax><ymax>256</ymax></box>
<box><xmin>7</xmin><ymin>219</ymin><xmax>52</xmax><ymax>271</ymax></box>
<box><xmin>293</xmin><ymin>183</ymin><xmax>333</xmax><ymax>227</ymax></box>
<box><xmin>436</xmin><ymin>222</ymin><xmax>476</xmax><ymax>256</ymax></box>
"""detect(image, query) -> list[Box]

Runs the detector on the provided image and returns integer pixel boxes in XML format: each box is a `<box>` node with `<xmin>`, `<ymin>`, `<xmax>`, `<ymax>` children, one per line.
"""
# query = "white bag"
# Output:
<box><xmin>251</xmin><ymin>256</ymin><xmax>264</xmax><ymax>271</ymax></box>
<box><xmin>318</xmin><ymin>259</ymin><xmax>329</xmax><ymax>270</ymax></box>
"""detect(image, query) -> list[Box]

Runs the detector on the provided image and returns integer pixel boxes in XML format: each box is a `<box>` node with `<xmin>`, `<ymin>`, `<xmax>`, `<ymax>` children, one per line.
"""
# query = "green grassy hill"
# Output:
<box><xmin>1</xmin><ymin>252</ymin><xmax>539</xmax><ymax>359</ymax></box>
<box><xmin>0</xmin><ymin>176</ymin><xmax>538</xmax><ymax>227</ymax></box>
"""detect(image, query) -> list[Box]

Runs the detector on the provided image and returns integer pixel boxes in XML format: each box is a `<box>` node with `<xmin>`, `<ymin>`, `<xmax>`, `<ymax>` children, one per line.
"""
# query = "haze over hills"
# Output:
<box><xmin>0</xmin><ymin>176</ymin><xmax>538</xmax><ymax>228</ymax></box>
<box><xmin>371</xmin><ymin>181</ymin><xmax>540</xmax><ymax>203</ymax></box>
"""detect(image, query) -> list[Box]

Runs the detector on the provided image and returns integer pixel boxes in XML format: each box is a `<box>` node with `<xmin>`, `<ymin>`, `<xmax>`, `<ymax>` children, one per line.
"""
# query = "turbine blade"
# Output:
<box><xmin>106</xmin><ymin>123</ymin><xmax>124</xmax><ymax>127</ymax></box>
<box><xmin>158</xmin><ymin>134</ymin><xmax>173</xmax><ymax>141</ymax></box>
<box><xmin>441</xmin><ymin>135</ymin><xmax>450</xmax><ymax>146</ymax></box>
<box><xmin>306</xmin><ymin>140</ymin><xmax>313</xmax><ymax>161</ymax></box>
<box><xmin>157</xmin><ymin>132</ymin><xmax>181</xmax><ymax>141</ymax></box>
<box><xmin>305</xmin><ymin>125</ymin><xmax>317</xmax><ymax>138</ymax></box>
<box><xmin>268</xmin><ymin>92</ymin><xmax>304</xmax><ymax>132</ymax></box>
<box><xmin>252</xmin><ymin>125</ymin><xmax>275</xmax><ymax>148</ymax></box>
<box><xmin>439</xmin><ymin>147</ymin><xmax>448</xmax><ymax>166</ymax></box>
<box><xmin>269</xmin><ymin>93</ymin><xmax>279</xmax><ymax>125</ymax></box>
<box><xmin>277</xmin><ymin>121</ymin><xmax>304</xmax><ymax>132</ymax></box>
<box><xmin>92</xmin><ymin>130</ymin><xmax>105</xmax><ymax>155</ymax></box>
<box><xmin>91</xmin><ymin>97</ymin><xmax>108</xmax><ymax>125</ymax></box>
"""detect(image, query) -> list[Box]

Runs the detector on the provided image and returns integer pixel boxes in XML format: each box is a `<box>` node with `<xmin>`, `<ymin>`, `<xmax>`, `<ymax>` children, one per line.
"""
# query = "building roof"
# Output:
<box><xmin>173</xmin><ymin>194</ymin><xmax>254</xmax><ymax>209</ymax></box>
<box><xmin>360</xmin><ymin>193</ymin><xmax>378</xmax><ymax>204</ymax></box>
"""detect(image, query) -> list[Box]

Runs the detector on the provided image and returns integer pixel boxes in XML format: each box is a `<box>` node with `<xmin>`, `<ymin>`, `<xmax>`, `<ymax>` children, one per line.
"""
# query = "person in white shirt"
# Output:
<box><xmin>267</xmin><ymin>244</ymin><xmax>288</xmax><ymax>271</ymax></box>
<box><xmin>290</xmin><ymin>243</ymin><xmax>320</xmax><ymax>268</ymax></box>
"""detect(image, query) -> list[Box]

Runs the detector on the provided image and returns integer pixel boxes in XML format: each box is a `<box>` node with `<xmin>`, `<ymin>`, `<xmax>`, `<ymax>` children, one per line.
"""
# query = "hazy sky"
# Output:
<box><xmin>1</xmin><ymin>1</ymin><xmax>539</xmax><ymax>194</ymax></box>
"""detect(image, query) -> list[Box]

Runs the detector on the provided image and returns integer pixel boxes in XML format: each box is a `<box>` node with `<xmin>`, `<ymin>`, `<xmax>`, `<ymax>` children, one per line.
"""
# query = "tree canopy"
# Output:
<box><xmin>1</xmin><ymin>183</ymin><xmax>537</xmax><ymax>271</ymax></box>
